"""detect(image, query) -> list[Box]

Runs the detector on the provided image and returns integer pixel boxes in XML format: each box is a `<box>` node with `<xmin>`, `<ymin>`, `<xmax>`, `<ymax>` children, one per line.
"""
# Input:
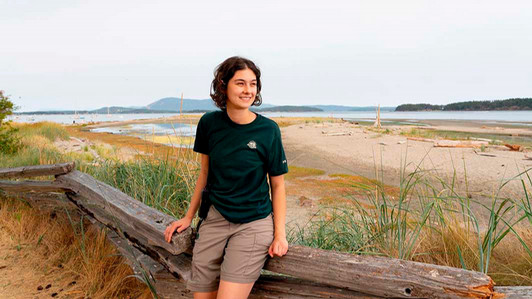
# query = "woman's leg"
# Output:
<box><xmin>216</xmin><ymin>281</ymin><xmax>254</xmax><ymax>299</ymax></box>
<box><xmin>194</xmin><ymin>291</ymin><xmax>217</xmax><ymax>299</ymax></box>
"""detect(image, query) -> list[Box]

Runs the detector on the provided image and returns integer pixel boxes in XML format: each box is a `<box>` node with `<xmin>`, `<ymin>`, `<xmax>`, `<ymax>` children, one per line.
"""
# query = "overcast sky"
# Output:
<box><xmin>2</xmin><ymin>1</ymin><xmax>532</xmax><ymax>112</ymax></box>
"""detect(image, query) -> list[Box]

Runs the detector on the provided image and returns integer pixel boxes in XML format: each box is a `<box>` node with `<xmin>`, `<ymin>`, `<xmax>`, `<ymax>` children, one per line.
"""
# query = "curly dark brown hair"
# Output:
<box><xmin>210</xmin><ymin>56</ymin><xmax>262</xmax><ymax>110</ymax></box>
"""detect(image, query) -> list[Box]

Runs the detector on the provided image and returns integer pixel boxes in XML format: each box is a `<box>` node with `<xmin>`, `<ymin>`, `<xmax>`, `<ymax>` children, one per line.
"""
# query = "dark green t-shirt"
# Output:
<box><xmin>193</xmin><ymin>110</ymin><xmax>288</xmax><ymax>223</ymax></box>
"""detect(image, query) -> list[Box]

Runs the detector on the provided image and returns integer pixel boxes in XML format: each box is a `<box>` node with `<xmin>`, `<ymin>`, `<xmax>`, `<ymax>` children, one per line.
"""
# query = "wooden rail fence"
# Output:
<box><xmin>1</xmin><ymin>162</ymin><xmax>531</xmax><ymax>298</ymax></box>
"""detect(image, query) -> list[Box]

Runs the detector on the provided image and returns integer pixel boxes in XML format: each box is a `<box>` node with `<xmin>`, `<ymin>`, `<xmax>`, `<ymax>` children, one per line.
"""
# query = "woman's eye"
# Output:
<box><xmin>251</xmin><ymin>83</ymin><xmax>257</xmax><ymax>87</ymax></box>
<box><xmin>237</xmin><ymin>82</ymin><xmax>244</xmax><ymax>86</ymax></box>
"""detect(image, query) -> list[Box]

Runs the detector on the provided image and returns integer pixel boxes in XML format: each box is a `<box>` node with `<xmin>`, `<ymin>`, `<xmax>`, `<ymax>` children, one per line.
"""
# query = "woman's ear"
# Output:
<box><xmin>220</xmin><ymin>80</ymin><xmax>227</xmax><ymax>94</ymax></box>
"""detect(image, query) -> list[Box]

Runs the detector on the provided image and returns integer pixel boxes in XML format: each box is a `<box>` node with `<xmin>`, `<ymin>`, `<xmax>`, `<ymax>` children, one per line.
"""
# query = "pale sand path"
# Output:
<box><xmin>281</xmin><ymin>122</ymin><xmax>532</xmax><ymax>201</ymax></box>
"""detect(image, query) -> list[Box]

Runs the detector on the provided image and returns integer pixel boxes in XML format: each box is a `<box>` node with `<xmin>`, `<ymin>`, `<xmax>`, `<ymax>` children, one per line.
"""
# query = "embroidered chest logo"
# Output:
<box><xmin>247</xmin><ymin>140</ymin><xmax>257</xmax><ymax>149</ymax></box>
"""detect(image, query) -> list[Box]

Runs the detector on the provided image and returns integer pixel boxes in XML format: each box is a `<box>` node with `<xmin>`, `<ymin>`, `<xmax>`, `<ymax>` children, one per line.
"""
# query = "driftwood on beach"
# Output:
<box><xmin>2</xmin><ymin>162</ymin><xmax>530</xmax><ymax>298</ymax></box>
<box><xmin>505</xmin><ymin>144</ymin><xmax>524</xmax><ymax>152</ymax></box>
<box><xmin>407</xmin><ymin>137</ymin><xmax>490</xmax><ymax>148</ymax></box>
<box><xmin>0</xmin><ymin>162</ymin><xmax>75</xmax><ymax>179</ymax></box>
<box><xmin>0</xmin><ymin>180</ymin><xmax>72</xmax><ymax>193</ymax></box>
<box><xmin>321</xmin><ymin>131</ymin><xmax>353</xmax><ymax>136</ymax></box>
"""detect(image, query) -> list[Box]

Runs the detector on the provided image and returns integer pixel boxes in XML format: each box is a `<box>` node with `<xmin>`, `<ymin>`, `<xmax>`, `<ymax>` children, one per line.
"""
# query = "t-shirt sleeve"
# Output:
<box><xmin>267</xmin><ymin>124</ymin><xmax>288</xmax><ymax>176</ymax></box>
<box><xmin>193</xmin><ymin>115</ymin><xmax>209</xmax><ymax>154</ymax></box>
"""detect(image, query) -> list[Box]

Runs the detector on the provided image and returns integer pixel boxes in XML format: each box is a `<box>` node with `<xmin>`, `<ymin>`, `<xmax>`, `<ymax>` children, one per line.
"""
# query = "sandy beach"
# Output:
<box><xmin>281</xmin><ymin>120</ymin><xmax>532</xmax><ymax>200</ymax></box>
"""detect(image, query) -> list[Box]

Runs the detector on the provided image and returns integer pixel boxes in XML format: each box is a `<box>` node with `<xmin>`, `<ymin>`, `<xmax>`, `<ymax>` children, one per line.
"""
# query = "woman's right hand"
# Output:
<box><xmin>164</xmin><ymin>217</ymin><xmax>192</xmax><ymax>243</ymax></box>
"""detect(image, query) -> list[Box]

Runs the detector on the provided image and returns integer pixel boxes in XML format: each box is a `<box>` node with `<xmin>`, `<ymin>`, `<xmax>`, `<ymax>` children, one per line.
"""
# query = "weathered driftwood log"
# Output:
<box><xmin>321</xmin><ymin>131</ymin><xmax>353</xmax><ymax>136</ymax></box>
<box><xmin>56</xmin><ymin>170</ymin><xmax>193</xmax><ymax>255</ymax></box>
<box><xmin>0</xmin><ymin>180</ymin><xmax>72</xmax><ymax>193</ymax></box>
<box><xmin>55</xmin><ymin>171</ymin><xmax>502</xmax><ymax>298</ymax></box>
<box><xmin>406</xmin><ymin>138</ymin><xmax>490</xmax><ymax>149</ymax></box>
<box><xmin>505</xmin><ymin>144</ymin><xmax>523</xmax><ymax>152</ymax></box>
<box><xmin>110</xmin><ymin>225</ymin><xmax>516</xmax><ymax>299</ymax></box>
<box><xmin>495</xmin><ymin>287</ymin><xmax>532</xmax><ymax>299</ymax></box>
<box><xmin>433</xmin><ymin>140</ymin><xmax>488</xmax><ymax>148</ymax></box>
<box><xmin>0</xmin><ymin>162</ymin><xmax>75</xmax><ymax>179</ymax></box>
<box><xmin>104</xmin><ymin>226</ymin><xmax>381</xmax><ymax>299</ymax></box>
<box><xmin>62</xmin><ymin>190</ymin><xmax>195</xmax><ymax>284</ymax></box>
<box><xmin>407</xmin><ymin>137</ymin><xmax>435</xmax><ymax>143</ymax></box>
<box><xmin>265</xmin><ymin>245</ymin><xmax>501</xmax><ymax>299</ymax></box>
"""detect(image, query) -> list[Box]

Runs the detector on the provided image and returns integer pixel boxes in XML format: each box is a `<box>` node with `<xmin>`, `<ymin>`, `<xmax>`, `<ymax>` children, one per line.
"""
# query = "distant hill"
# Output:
<box><xmin>147</xmin><ymin>98</ymin><xmax>216</xmax><ymax>112</ymax></box>
<box><xmin>396</xmin><ymin>98</ymin><xmax>532</xmax><ymax>111</ymax></box>
<box><xmin>147</xmin><ymin>97</ymin><xmax>276</xmax><ymax>112</ymax></box>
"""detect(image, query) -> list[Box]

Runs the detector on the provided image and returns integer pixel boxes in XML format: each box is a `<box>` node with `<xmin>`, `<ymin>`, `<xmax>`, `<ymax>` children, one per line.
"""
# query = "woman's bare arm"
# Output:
<box><xmin>268</xmin><ymin>174</ymin><xmax>288</xmax><ymax>257</ymax></box>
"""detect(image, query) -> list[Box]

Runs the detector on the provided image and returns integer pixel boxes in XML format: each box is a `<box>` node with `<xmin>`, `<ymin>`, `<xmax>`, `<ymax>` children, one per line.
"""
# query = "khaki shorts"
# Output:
<box><xmin>187</xmin><ymin>205</ymin><xmax>274</xmax><ymax>293</ymax></box>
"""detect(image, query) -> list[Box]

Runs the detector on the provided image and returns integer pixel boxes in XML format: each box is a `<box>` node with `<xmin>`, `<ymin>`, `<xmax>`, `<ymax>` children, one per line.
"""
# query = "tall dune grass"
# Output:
<box><xmin>13</xmin><ymin>121</ymin><xmax>70</xmax><ymax>142</ymax></box>
<box><xmin>0</xmin><ymin>122</ymin><xmax>70</xmax><ymax>168</ymax></box>
<box><xmin>85</xmin><ymin>155</ymin><xmax>198</xmax><ymax>218</ymax></box>
<box><xmin>289</xmin><ymin>159</ymin><xmax>532</xmax><ymax>285</ymax></box>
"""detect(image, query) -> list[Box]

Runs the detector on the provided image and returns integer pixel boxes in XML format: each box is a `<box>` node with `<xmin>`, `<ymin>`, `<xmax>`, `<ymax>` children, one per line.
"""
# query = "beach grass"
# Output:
<box><xmin>289</xmin><ymin>159</ymin><xmax>532</xmax><ymax>285</ymax></box>
<box><xmin>0</xmin><ymin>196</ymin><xmax>151</xmax><ymax>298</ymax></box>
<box><xmin>13</xmin><ymin>121</ymin><xmax>70</xmax><ymax>142</ymax></box>
<box><xmin>85</xmin><ymin>155</ymin><xmax>197</xmax><ymax>219</ymax></box>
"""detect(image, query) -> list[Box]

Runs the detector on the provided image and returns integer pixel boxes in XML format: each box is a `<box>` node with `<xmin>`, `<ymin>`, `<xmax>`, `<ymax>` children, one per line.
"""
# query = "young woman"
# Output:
<box><xmin>164</xmin><ymin>56</ymin><xmax>289</xmax><ymax>299</ymax></box>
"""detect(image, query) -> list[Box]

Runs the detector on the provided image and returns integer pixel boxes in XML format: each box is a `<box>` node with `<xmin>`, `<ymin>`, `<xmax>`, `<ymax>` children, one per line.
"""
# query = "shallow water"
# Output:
<box><xmin>91</xmin><ymin>122</ymin><xmax>196</xmax><ymax>136</ymax></box>
<box><xmin>10</xmin><ymin>110</ymin><xmax>532</xmax><ymax>124</ymax></box>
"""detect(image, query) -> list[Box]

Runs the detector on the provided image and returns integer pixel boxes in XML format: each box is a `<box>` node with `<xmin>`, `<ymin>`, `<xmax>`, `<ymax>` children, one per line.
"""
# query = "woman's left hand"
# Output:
<box><xmin>268</xmin><ymin>236</ymin><xmax>289</xmax><ymax>258</ymax></box>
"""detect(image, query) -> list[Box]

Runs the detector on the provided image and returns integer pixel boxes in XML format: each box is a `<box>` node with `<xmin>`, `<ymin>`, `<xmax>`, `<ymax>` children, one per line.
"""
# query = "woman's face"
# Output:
<box><xmin>225</xmin><ymin>68</ymin><xmax>257</xmax><ymax>110</ymax></box>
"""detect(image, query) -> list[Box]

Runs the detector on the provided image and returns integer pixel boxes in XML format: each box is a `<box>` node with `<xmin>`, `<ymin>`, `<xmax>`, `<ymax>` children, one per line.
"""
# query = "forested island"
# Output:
<box><xmin>396</xmin><ymin>98</ymin><xmax>532</xmax><ymax>111</ymax></box>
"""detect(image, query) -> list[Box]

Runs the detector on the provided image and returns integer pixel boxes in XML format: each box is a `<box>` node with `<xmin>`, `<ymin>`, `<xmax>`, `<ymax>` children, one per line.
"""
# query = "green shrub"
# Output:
<box><xmin>0</xmin><ymin>91</ymin><xmax>21</xmax><ymax>154</ymax></box>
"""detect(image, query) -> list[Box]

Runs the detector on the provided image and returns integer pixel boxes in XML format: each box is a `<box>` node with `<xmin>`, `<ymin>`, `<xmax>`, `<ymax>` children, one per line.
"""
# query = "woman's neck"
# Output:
<box><xmin>225</xmin><ymin>107</ymin><xmax>256</xmax><ymax>125</ymax></box>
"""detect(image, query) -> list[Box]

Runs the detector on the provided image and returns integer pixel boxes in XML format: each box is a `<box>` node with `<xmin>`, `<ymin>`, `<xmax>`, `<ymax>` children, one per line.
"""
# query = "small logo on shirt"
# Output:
<box><xmin>247</xmin><ymin>140</ymin><xmax>257</xmax><ymax>149</ymax></box>
<box><xmin>283</xmin><ymin>160</ymin><xmax>287</xmax><ymax>164</ymax></box>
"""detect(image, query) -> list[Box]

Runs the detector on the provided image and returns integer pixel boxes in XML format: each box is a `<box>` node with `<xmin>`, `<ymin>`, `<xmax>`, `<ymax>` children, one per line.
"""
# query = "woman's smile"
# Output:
<box><xmin>226</xmin><ymin>68</ymin><xmax>257</xmax><ymax>110</ymax></box>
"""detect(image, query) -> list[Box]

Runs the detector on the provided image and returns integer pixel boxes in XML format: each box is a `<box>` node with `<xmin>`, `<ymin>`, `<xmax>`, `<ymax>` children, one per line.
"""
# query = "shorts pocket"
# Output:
<box><xmin>254</xmin><ymin>230</ymin><xmax>274</xmax><ymax>248</ymax></box>
<box><xmin>253</xmin><ymin>216</ymin><xmax>274</xmax><ymax>248</ymax></box>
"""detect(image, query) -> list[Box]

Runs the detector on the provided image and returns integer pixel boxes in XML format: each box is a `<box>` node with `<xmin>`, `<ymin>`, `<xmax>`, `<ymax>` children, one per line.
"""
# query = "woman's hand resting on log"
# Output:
<box><xmin>164</xmin><ymin>216</ymin><xmax>192</xmax><ymax>243</ymax></box>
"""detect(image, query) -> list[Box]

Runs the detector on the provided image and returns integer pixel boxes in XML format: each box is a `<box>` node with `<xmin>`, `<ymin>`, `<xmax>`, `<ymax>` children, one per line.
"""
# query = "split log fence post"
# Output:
<box><xmin>1</xmin><ymin>163</ymin><xmax>530</xmax><ymax>298</ymax></box>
